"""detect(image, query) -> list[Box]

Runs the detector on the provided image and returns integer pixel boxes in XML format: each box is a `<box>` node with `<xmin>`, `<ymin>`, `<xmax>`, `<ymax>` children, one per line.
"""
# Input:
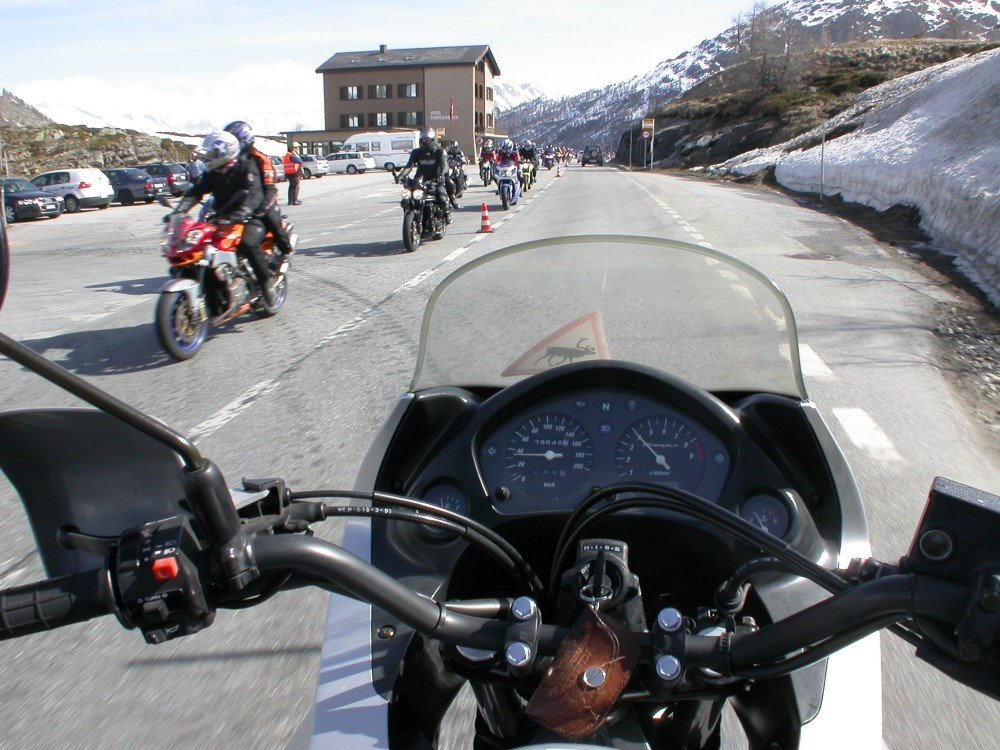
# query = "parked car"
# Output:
<box><xmin>581</xmin><ymin>145</ymin><xmax>605</xmax><ymax>167</ymax></box>
<box><xmin>135</xmin><ymin>162</ymin><xmax>191</xmax><ymax>196</ymax></box>
<box><xmin>30</xmin><ymin>168</ymin><xmax>114</xmax><ymax>213</ymax></box>
<box><xmin>269</xmin><ymin>155</ymin><xmax>286</xmax><ymax>183</ymax></box>
<box><xmin>103</xmin><ymin>168</ymin><xmax>170</xmax><ymax>205</ymax></box>
<box><xmin>326</xmin><ymin>151</ymin><xmax>376</xmax><ymax>174</ymax></box>
<box><xmin>299</xmin><ymin>155</ymin><xmax>329</xmax><ymax>179</ymax></box>
<box><xmin>2</xmin><ymin>177</ymin><xmax>63</xmax><ymax>223</ymax></box>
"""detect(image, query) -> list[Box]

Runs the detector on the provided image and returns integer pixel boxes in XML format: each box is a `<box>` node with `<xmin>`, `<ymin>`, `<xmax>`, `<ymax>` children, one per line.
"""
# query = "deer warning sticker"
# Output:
<box><xmin>501</xmin><ymin>311</ymin><xmax>611</xmax><ymax>377</ymax></box>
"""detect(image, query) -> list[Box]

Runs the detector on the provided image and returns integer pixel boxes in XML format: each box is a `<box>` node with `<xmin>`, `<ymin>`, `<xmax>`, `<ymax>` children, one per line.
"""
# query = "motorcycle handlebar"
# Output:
<box><xmin>0</xmin><ymin>568</ymin><xmax>114</xmax><ymax>640</ymax></box>
<box><xmin>0</xmin><ymin>533</ymin><xmax>976</xmax><ymax>679</ymax></box>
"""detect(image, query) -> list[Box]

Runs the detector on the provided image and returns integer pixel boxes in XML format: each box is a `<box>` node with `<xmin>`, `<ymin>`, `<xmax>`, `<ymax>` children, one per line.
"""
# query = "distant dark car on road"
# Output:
<box><xmin>581</xmin><ymin>146</ymin><xmax>605</xmax><ymax>167</ymax></box>
<box><xmin>103</xmin><ymin>168</ymin><xmax>170</xmax><ymax>205</ymax></box>
<box><xmin>135</xmin><ymin>162</ymin><xmax>191</xmax><ymax>196</ymax></box>
<box><xmin>2</xmin><ymin>177</ymin><xmax>63</xmax><ymax>223</ymax></box>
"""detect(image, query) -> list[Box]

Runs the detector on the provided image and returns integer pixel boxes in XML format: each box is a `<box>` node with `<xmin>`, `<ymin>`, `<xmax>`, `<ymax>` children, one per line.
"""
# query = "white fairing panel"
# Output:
<box><xmin>309</xmin><ymin>518</ymin><xmax>389</xmax><ymax>750</ymax></box>
<box><xmin>798</xmin><ymin>633</ymin><xmax>883</xmax><ymax>750</ymax></box>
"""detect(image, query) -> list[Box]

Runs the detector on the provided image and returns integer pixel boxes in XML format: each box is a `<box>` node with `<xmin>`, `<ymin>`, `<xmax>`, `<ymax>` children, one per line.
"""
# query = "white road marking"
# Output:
<box><xmin>833</xmin><ymin>408</ymin><xmax>903</xmax><ymax>463</ymax></box>
<box><xmin>188</xmin><ymin>378</ymin><xmax>282</xmax><ymax>444</ymax></box>
<box><xmin>798</xmin><ymin>343</ymin><xmax>835</xmax><ymax>380</ymax></box>
<box><xmin>393</xmin><ymin>269</ymin><xmax>438</xmax><ymax>294</ymax></box>
<box><xmin>443</xmin><ymin>246</ymin><xmax>470</xmax><ymax>262</ymax></box>
<box><xmin>68</xmin><ymin>295</ymin><xmax>149</xmax><ymax>324</ymax></box>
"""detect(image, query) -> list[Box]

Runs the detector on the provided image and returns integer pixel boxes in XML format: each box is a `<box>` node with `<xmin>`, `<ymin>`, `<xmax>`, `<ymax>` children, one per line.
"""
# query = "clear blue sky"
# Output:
<box><xmin>0</xmin><ymin>0</ymin><xmax>773</xmax><ymax>131</ymax></box>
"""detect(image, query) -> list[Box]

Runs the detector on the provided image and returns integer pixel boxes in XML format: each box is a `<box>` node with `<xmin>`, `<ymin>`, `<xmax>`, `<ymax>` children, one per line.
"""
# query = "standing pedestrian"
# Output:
<box><xmin>282</xmin><ymin>146</ymin><xmax>304</xmax><ymax>205</ymax></box>
<box><xmin>185</xmin><ymin>151</ymin><xmax>204</xmax><ymax>182</ymax></box>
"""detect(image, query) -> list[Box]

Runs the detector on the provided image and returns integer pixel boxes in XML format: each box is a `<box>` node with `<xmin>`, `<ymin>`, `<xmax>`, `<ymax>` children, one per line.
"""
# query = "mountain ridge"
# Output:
<box><xmin>498</xmin><ymin>0</ymin><xmax>1000</xmax><ymax>149</ymax></box>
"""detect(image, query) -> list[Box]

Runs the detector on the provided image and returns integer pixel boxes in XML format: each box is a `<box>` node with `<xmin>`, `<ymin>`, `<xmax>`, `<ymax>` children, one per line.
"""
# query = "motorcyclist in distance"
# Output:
<box><xmin>175</xmin><ymin>131</ymin><xmax>276</xmax><ymax>305</ymax></box>
<box><xmin>397</xmin><ymin>128</ymin><xmax>453</xmax><ymax>222</ymax></box>
<box><xmin>519</xmin><ymin>139</ymin><xmax>539</xmax><ymax>183</ymax></box>
<box><xmin>223</xmin><ymin>120</ymin><xmax>294</xmax><ymax>262</ymax></box>
<box><xmin>445</xmin><ymin>142</ymin><xmax>466</xmax><ymax>209</ymax></box>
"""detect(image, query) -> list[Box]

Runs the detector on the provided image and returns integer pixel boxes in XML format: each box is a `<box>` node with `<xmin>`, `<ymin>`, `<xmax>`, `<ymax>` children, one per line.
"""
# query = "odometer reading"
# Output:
<box><xmin>505</xmin><ymin>413</ymin><xmax>594</xmax><ymax>498</ymax></box>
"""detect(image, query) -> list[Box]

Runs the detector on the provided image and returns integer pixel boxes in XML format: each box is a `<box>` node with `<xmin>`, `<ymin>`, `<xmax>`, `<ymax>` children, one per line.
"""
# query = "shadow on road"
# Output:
<box><xmin>20</xmin><ymin>323</ymin><xmax>176</xmax><ymax>375</ymax></box>
<box><xmin>297</xmin><ymin>241</ymin><xmax>402</xmax><ymax>258</ymax></box>
<box><xmin>126</xmin><ymin>644</ymin><xmax>320</xmax><ymax>666</ymax></box>
<box><xmin>85</xmin><ymin>277</ymin><xmax>163</xmax><ymax>296</ymax></box>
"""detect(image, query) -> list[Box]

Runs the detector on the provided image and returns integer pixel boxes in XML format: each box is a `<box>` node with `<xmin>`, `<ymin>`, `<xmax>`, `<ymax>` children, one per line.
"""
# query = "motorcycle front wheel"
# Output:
<box><xmin>156</xmin><ymin>291</ymin><xmax>207</xmax><ymax>360</ymax></box>
<box><xmin>500</xmin><ymin>186</ymin><xmax>511</xmax><ymax>211</ymax></box>
<box><xmin>403</xmin><ymin>211</ymin><xmax>420</xmax><ymax>253</ymax></box>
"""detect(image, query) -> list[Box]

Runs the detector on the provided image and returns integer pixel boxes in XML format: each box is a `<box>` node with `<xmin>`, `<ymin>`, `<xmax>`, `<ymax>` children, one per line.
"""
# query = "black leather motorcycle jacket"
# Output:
<box><xmin>402</xmin><ymin>146</ymin><xmax>447</xmax><ymax>183</ymax></box>
<box><xmin>178</xmin><ymin>152</ymin><xmax>264</xmax><ymax>222</ymax></box>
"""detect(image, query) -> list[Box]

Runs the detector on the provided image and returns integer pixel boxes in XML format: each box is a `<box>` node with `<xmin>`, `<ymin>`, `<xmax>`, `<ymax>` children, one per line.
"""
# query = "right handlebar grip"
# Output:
<box><xmin>0</xmin><ymin>568</ymin><xmax>113</xmax><ymax>640</ymax></box>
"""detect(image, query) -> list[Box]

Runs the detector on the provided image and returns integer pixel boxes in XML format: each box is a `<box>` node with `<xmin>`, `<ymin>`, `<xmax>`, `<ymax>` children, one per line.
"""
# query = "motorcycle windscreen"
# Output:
<box><xmin>412</xmin><ymin>236</ymin><xmax>807</xmax><ymax>398</ymax></box>
<box><xmin>0</xmin><ymin>409</ymin><xmax>187</xmax><ymax>577</ymax></box>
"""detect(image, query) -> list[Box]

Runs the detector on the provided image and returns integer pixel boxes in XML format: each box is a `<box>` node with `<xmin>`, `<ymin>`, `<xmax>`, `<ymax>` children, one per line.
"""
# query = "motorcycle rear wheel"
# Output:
<box><xmin>403</xmin><ymin>211</ymin><xmax>420</xmax><ymax>253</ymax></box>
<box><xmin>156</xmin><ymin>291</ymin><xmax>207</xmax><ymax>360</ymax></box>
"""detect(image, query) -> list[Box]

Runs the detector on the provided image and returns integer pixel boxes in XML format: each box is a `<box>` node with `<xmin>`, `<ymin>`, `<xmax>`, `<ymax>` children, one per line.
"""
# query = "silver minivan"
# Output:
<box><xmin>30</xmin><ymin>168</ymin><xmax>114</xmax><ymax>213</ymax></box>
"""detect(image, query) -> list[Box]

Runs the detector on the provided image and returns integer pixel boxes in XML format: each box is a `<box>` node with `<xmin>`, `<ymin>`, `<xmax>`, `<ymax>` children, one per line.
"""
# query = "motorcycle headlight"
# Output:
<box><xmin>401</xmin><ymin>189</ymin><xmax>413</xmax><ymax>199</ymax></box>
<box><xmin>411</xmin><ymin>189</ymin><xmax>425</xmax><ymax>200</ymax></box>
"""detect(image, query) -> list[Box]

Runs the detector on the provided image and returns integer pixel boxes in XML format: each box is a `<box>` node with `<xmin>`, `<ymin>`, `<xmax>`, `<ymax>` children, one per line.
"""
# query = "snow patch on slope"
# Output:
<box><xmin>712</xmin><ymin>48</ymin><xmax>1000</xmax><ymax>305</ymax></box>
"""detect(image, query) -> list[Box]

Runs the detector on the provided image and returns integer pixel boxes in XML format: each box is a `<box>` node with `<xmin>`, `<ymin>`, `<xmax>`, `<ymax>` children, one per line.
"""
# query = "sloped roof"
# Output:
<box><xmin>316</xmin><ymin>45</ymin><xmax>500</xmax><ymax>75</ymax></box>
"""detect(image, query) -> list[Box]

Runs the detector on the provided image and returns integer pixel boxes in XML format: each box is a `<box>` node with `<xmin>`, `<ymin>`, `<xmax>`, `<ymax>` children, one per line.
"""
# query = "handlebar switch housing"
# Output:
<box><xmin>114</xmin><ymin>516</ymin><xmax>214</xmax><ymax>644</ymax></box>
<box><xmin>903</xmin><ymin>477</ymin><xmax>1000</xmax><ymax>663</ymax></box>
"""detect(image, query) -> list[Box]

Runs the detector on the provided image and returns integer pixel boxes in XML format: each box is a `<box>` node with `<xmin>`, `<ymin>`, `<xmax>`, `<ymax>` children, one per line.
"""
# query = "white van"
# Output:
<box><xmin>341</xmin><ymin>131</ymin><xmax>419</xmax><ymax>172</ymax></box>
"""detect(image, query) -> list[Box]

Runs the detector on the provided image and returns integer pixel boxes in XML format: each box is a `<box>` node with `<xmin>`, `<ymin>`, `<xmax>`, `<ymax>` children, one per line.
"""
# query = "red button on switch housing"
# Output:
<box><xmin>152</xmin><ymin>556</ymin><xmax>179</xmax><ymax>581</ymax></box>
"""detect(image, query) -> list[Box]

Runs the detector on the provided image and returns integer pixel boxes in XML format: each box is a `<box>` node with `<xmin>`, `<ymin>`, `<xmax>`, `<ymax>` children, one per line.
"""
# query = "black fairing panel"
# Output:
<box><xmin>0</xmin><ymin>409</ymin><xmax>186</xmax><ymax>577</ymax></box>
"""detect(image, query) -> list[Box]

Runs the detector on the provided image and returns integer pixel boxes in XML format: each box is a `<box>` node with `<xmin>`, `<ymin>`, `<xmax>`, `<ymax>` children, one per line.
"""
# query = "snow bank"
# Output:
<box><xmin>712</xmin><ymin>48</ymin><xmax>1000</xmax><ymax>306</ymax></box>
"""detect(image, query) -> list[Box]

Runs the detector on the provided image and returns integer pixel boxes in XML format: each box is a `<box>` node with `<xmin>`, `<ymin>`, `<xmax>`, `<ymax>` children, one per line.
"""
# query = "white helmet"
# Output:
<box><xmin>196</xmin><ymin>131</ymin><xmax>241</xmax><ymax>172</ymax></box>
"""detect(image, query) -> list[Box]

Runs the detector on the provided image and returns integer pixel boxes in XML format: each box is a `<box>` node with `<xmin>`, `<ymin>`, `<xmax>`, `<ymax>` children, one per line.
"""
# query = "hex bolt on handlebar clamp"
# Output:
<box><xmin>505</xmin><ymin>596</ymin><xmax>541</xmax><ymax>676</ymax></box>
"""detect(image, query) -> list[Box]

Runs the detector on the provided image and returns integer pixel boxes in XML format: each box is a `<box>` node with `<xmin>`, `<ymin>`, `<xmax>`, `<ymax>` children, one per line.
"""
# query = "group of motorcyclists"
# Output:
<box><xmin>170</xmin><ymin>122</ymin><xmax>577</xmax><ymax>312</ymax></box>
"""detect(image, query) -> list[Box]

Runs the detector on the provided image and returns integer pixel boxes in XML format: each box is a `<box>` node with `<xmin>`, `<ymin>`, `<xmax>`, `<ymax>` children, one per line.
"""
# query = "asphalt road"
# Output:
<box><xmin>0</xmin><ymin>164</ymin><xmax>997</xmax><ymax>749</ymax></box>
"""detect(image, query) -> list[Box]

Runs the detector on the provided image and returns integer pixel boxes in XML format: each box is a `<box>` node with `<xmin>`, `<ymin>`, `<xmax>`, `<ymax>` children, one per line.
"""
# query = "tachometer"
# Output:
<box><xmin>505</xmin><ymin>413</ymin><xmax>594</xmax><ymax>498</ymax></box>
<box><xmin>615</xmin><ymin>416</ymin><xmax>706</xmax><ymax>490</ymax></box>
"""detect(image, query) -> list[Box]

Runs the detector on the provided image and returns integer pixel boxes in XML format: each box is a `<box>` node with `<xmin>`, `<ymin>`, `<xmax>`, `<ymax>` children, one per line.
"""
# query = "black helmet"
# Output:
<box><xmin>419</xmin><ymin>128</ymin><xmax>437</xmax><ymax>147</ymax></box>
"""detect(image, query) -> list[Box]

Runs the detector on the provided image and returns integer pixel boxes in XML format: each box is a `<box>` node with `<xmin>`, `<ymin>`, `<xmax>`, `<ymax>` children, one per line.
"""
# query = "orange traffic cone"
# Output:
<box><xmin>479</xmin><ymin>203</ymin><xmax>493</xmax><ymax>233</ymax></box>
<box><xmin>556</xmin><ymin>165</ymin><xmax>562</xmax><ymax>178</ymax></box>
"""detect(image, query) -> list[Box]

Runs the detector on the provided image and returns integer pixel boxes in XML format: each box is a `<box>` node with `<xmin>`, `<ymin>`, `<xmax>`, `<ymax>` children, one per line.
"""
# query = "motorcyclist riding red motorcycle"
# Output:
<box><xmin>175</xmin><ymin>131</ymin><xmax>276</xmax><ymax>305</ymax></box>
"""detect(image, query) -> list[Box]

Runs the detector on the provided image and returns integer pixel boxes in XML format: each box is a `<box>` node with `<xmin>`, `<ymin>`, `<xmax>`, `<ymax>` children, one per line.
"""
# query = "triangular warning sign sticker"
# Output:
<box><xmin>501</xmin><ymin>311</ymin><xmax>611</xmax><ymax>377</ymax></box>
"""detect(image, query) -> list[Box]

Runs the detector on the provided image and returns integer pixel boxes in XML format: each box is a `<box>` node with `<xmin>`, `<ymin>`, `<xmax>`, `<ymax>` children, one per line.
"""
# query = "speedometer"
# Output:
<box><xmin>505</xmin><ymin>413</ymin><xmax>594</xmax><ymax>498</ymax></box>
<box><xmin>615</xmin><ymin>416</ymin><xmax>706</xmax><ymax>490</ymax></box>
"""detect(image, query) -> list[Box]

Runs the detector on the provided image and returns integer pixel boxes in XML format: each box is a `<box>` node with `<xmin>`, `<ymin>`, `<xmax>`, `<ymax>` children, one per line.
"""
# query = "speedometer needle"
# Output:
<box><xmin>518</xmin><ymin>451</ymin><xmax>564</xmax><ymax>461</ymax></box>
<box><xmin>633</xmin><ymin>429</ymin><xmax>671</xmax><ymax>471</ymax></box>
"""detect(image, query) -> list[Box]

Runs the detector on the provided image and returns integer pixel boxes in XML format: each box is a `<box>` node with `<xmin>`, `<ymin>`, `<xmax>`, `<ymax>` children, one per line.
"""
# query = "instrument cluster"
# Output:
<box><xmin>476</xmin><ymin>388</ymin><xmax>730</xmax><ymax>515</ymax></box>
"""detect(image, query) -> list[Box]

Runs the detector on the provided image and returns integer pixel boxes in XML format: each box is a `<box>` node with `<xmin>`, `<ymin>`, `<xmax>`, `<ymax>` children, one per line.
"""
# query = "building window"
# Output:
<box><xmin>340</xmin><ymin>114</ymin><xmax>362</xmax><ymax>129</ymax></box>
<box><xmin>486</xmin><ymin>87</ymin><xmax>493</xmax><ymax>101</ymax></box>
<box><xmin>398</xmin><ymin>83</ymin><xmax>419</xmax><ymax>98</ymax></box>
<box><xmin>368</xmin><ymin>112</ymin><xmax>392</xmax><ymax>127</ymax></box>
<box><xmin>339</xmin><ymin>86</ymin><xmax>363</xmax><ymax>100</ymax></box>
<box><xmin>487</xmin><ymin>114</ymin><xmax>494</xmax><ymax>129</ymax></box>
<box><xmin>368</xmin><ymin>84</ymin><xmax>392</xmax><ymax>99</ymax></box>
<box><xmin>475</xmin><ymin>112</ymin><xmax>483</xmax><ymax>129</ymax></box>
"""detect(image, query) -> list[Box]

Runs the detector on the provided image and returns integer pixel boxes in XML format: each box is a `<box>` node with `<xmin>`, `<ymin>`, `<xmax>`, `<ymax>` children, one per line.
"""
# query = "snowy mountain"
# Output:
<box><xmin>493</xmin><ymin>82</ymin><xmax>550</xmax><ymax>112</ymax></box>
<box><xmin>499</xmin><ymin>0</ymin><xmax>1000</xmax><ymax>149</ymax></box>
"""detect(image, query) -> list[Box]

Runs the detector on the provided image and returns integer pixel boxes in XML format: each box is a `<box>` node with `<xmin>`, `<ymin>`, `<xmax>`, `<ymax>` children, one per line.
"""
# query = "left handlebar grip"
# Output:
<box><xmin>0</xmin><ymin>568</ymin><xmax>113</xmax><ymax>640</ymax></box>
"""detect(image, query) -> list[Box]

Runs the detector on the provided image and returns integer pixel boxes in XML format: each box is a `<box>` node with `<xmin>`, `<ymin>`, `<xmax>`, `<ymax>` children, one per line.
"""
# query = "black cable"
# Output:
<box><xmin>729</xmin><ymin>614</ymin><xmax>900</xmax><ymax>679</ymax></box>
<box><xmin>289</xmin><ymin>489</ymin><xmax>543</xmax><ymax>594</ymax></box>
<box><xmin>218</xmin><ymin>571</ymin><xmax>294</xmax><ymax>609</ymax></box>
<box><xmin>316</xmin><ymin>505</ymin><xmax>528</xmax><ymax>591</ymax></box>
<box><xmin>547</xmin><ymin>487</ymin><xmax>846</xmax><ymax>603</ymax></box>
